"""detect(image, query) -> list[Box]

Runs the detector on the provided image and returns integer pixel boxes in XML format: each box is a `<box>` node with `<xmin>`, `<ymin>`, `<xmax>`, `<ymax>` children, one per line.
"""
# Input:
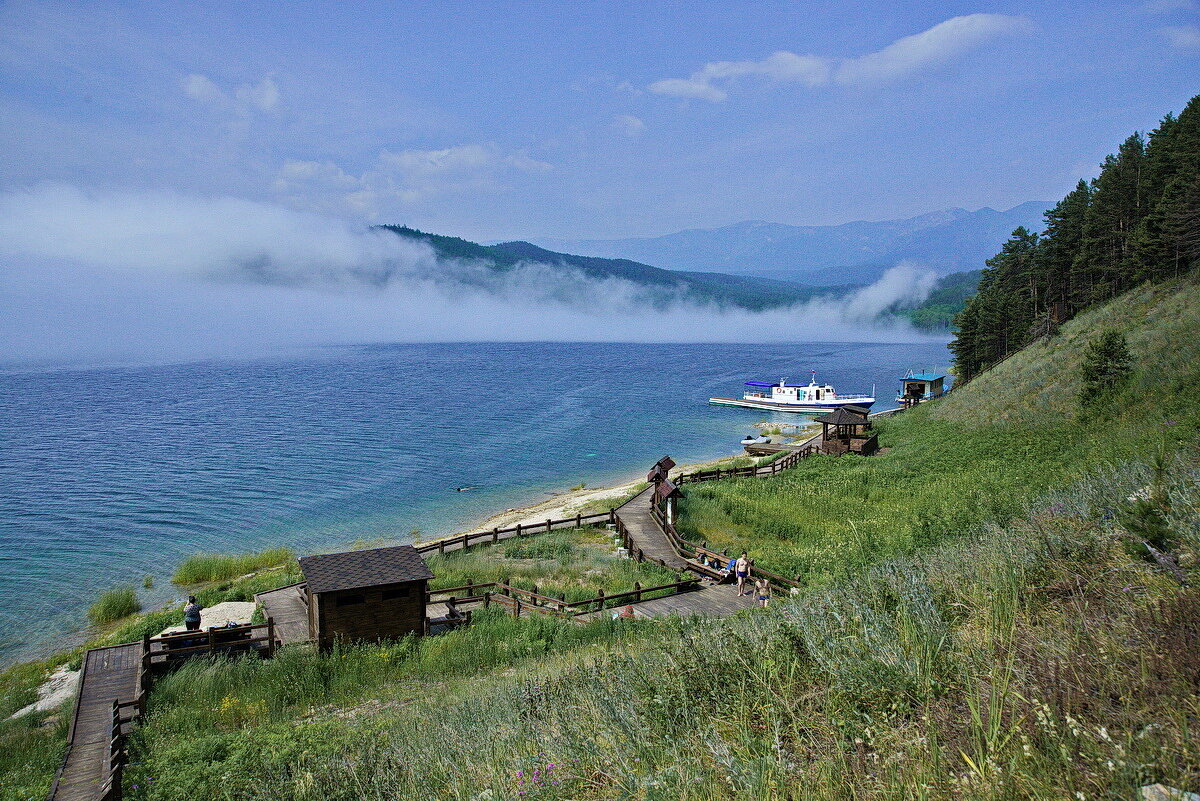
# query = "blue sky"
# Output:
<box><xmin>1</xmin><ymin>0</ymin><xmax>1197</xmax><ymax>242</ymax></box>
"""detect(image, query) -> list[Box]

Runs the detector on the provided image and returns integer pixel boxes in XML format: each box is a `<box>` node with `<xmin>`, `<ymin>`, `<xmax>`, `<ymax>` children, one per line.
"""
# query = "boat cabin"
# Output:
<box><xmin>898</xmin><ymin>372</ymin><xmax>947</xmax><ymax>407</ymax></box>
<box><xmin>298</xmin><ymin>545</ymin><xmax>434</xmax><ymax>649</ymax></box>
<box><xmin>743</xmin><ymin>378</ymin><xmax>837</xmax><ymax>405</ymax></box>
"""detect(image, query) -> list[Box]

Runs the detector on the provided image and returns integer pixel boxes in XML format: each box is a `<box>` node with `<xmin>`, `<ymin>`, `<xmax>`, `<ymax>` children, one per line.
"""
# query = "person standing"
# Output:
<box><xmin>735</xmin><ymin>552</ymin><xmax>750</xmax><ymax>596</ymax></box>
<box><xmin>755</xmin><ymin>578</ymin><xmax>770</xmax><ymax>608</ymax></box>
<box><xmin>183</xmin><ymin>596</ymin><xmax>202</xmax><ymax>631</ymax></box>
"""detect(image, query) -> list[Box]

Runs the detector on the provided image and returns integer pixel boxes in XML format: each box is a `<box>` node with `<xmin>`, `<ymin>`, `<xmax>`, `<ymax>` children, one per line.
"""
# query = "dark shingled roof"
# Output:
<box><xmin>842</xmin><ymin>405</ymin><xmax>871</xmax><ymax>418</ymax></box>
<box><xmin>814</xmin><ymin>407</ymin><xmax>871</xmax><ymax>426</ymax></box>
<box><xmin>653</xmin><ymin>478</ymin><xmax>682</xmax><ymax>503</ymax></box>
<box><xmin>300</xmin><ymin>544</ymin><xmax>434</xmax><ymax>594</ymax></box>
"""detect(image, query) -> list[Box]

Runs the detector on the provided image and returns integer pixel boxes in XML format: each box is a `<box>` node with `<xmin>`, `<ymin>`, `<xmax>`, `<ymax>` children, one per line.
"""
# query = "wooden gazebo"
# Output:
<box><xmin>298</xmin><ymin>544</ymin><xmax>434</xmax><ymax>649</ymax></box>
<box><xmin>814</xmin><ymin>407</ymin><xmax>878</xmax><ymax>456</ymax></box>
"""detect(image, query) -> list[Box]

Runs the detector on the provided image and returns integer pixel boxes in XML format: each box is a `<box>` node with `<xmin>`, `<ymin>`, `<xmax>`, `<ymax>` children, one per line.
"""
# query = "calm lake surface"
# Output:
<box><xmin>0</xmin><ymin>341</ymin><xmax>949</xmax><ymax>663</ymax></box>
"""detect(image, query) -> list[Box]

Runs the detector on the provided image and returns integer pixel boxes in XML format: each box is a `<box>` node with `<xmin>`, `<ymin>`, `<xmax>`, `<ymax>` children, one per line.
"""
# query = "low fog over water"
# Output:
<box><xmin>0</xmin><ymin>185</ymin><xmax>943</xmax><ymax>367</ymax></box>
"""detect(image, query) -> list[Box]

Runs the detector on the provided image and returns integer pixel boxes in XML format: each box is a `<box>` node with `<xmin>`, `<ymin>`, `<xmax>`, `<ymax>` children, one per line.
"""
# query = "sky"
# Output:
<box><xmin>1</xmin><ymin>0</ymin><xmax>1197</xmax><ymax>243</ymax></box>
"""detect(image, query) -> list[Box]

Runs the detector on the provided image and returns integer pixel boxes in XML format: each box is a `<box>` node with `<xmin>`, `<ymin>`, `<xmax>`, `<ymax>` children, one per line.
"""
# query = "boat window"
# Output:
<box><xmin>815</xmin><ymin>390</ymin><xmax>822</xmax><ymax>400</ymax></box>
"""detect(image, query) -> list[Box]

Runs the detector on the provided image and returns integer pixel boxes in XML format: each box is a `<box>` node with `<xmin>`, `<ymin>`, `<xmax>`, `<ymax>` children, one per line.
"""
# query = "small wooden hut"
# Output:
<box><xmin>815</xmin><ymin>407</ymin><xmax>878</xmax><ymax>456</ymax></box>
<box><xmin>298</xmin><ymin>544</ymin><xmax>434</xmax><ymax>649</ymax></box>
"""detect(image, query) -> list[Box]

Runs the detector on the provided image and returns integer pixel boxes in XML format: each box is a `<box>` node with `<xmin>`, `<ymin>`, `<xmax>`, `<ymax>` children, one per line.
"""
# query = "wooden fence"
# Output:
<box><xmin>676</xmin><ymin>443</ymin><xmax>818</xmax><ymax>485</ymax></box>
<box><xmin>427</xmin><ymin>576</ymin><xmax>700</xmax><ymax>618</ymax></box>
<box><xmin>414</xmin><ymin>510</ymin><xmax>616</xmax><ymax>556</ymax></box>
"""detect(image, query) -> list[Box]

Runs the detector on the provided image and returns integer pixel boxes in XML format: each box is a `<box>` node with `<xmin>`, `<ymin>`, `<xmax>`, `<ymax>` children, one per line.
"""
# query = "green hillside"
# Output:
<box><xmin>899</xmin><ymin>269</ymin><xmax>982</xmax><ymax>330</ymax></box>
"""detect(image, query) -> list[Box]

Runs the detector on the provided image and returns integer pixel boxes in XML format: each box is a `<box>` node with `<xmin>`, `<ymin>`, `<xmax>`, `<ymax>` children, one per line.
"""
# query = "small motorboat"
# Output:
<box><xmin>740</xmin><ymin>434</ymin><xmax>772</xmax><ymax>446</ymax></box>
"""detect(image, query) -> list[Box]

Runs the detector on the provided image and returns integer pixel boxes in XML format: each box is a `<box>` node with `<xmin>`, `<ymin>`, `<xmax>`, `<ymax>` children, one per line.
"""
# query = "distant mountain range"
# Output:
<box><xmin>381</xmin><ymin>225</ymin><xmax>841</xmax><ymax>311</ymax></box>
<box><xmin>532</xmin><ymin>202</ymin><xmax>1053</xmax><ymax>286</ymax></box>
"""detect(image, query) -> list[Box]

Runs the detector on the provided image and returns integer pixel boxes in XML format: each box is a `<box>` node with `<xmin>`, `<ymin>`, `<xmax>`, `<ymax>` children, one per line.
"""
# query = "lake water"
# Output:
<box><xmin>0</xmin><ymin>341</ymin><xmax>949</xmax><ymax>664</ymax></box>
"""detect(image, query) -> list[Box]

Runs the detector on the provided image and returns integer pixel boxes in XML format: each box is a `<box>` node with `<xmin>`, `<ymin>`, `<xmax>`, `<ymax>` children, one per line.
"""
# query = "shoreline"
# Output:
<box><xmin>423</xmin><ymin>425</ymin><xmax>822</xmax><ymax>545</ymax></box>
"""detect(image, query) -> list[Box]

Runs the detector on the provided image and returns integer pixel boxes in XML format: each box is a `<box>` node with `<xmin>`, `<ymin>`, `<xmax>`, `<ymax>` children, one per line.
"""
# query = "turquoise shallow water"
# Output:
<box><xmin>0</xmin><ymin>341</ymin><xmax>949</xmax><ymax>664</ymax></box>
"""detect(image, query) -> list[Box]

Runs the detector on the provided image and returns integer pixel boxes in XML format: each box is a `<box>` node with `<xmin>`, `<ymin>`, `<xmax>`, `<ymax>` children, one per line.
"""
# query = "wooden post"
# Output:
<box><xmin>575</xmin><ymin>513</ymin><xmax>581</xmax><ymax>528</ymax></box>
<box><xmin>633</xmin><ymin>582</ymin><xmax>642</xmax><ymax>602</ymax></box>
<box><xmin>596</xmin><ymin>589</ymin><xmax>605</xmax><ymax>612</ymax></box>
<box><xmin>546</xmin><ymin>518</ymin><xmax>552</xmax><ymax>533</ymax></box>
<box><xmin>531</xmin><ymin>584</ymin><xmax>539</xmax><ymax>597</ymax></box>
<box><xmin>492</xmin><ymin>527</ymin><xmax>499</xmax><ymax>543</ymax></box>
<box><xmin>483</xmin><ymin>592</ymin><xmax>491</xmax><ymax>609</ymax></box>
<box><xmin>516</xmin><ymin>523</ymin><xmax>523</xmax><ymax>537</ymax></box>
<box><xmin>267</xmin><ymin>616</ymin><xmax>276</xmax><ymax>657</ymax></box>
<box><xmin>515</xmin><ymin>598</ymin><xmax>522</xmax><ymax>617</ymax></box>
<box><xmin>438</xmin><ymin>540</ymin><xmax>446</xmax><ymax>555</ymax></box>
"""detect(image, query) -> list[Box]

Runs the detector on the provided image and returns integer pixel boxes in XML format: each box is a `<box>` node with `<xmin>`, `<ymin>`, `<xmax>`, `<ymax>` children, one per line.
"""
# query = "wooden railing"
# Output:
<box><xmin>414</xmin><ymin>511</ymin><xmax>616</xmax><ymax>556</ymax></box>
<box><xmin>676</xmin><ymin>443</ymin><xmax>818</xmax><ymax>485</ymax></box>
<box><xmin>426</xmin><ymin>576</ymin><xmax>700</xmax><ymax>618</ymax></box>
<box><xmin>144</xmin><ymin>619</ymin><xmax>278</xmax><ymax>665</ymax></box>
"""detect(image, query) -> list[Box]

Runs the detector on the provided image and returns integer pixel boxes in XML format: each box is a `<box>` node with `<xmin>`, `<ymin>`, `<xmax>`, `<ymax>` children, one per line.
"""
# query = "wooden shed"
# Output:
<box><xmin>653</xmin><ymin>478</ymin><xmax>683</xmax><ymax>524</ymax></box>
<box><xmin>298</xmin><ymin>544</ymin><xmax>434</xmax><ymax>649</ymax></box>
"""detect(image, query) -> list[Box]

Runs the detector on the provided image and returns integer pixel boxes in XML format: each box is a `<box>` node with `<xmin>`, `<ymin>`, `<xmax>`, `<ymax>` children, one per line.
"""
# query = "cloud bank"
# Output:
<box><xmin>0</xmin><ymin>186</ymin><xmax>941</xmax><ymax>367</ymax></box>
<box><xmin>649</xmin><ymin>14</ymin><xmax>1033</xmax><ymax>101</ymax></box>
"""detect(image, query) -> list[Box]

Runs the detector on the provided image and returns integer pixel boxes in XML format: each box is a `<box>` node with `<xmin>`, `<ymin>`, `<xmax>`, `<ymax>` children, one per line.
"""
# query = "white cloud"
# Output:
<box><xmin>833</xmin><ymin>15</ymin><xmax>1034</xmax><ymax>86</ymax></box>
<box><xmin>1160</xmin><ymin>24</ymin><xmax>1200</xmax><ymax>48</ymax></box>
<box><xmin>614</xmin><ymin>114</ymin><xmax>646</xmax><ymax>136</ymax></box>
<box><xmin>182</xmin><ymin>73</ymin><xmax>224</xmax><ymax>104</ymax></box>
<box><xmin>649</xmin><ymin>14</ymin><xmax>1032</xmax><ymax>101</ymax></box>
<box><xmin>235</xmin><ymin>76</ymin><xmax>280</xmax><ymax>112</ymax></box>
<box><xmin>182</xmin><ymin>72</ymin><xmax>281</xmax><ymax>114</ymax></box>
<box><xmin>271</xmin><ymin>144</ymin><xmax>554</xmax><ymax>218</ymax></box>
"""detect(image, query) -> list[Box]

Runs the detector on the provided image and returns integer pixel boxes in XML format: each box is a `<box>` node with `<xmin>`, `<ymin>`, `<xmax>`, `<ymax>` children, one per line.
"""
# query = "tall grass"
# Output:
<box><xmin>87</xmin><ymin>585</ymin><xmax>141</xmax><ymax>626</ymax></box>
<box><xmin>678</xmin><ymin>274</ymin><xmax>1200</xmax><ymax>586</ymax></box>
<box><xmin>172</xmin><ymin>547</ymin><xmax>296</xmax><ymax>585</ymax></box>
<box><xmin>125</xmin><ymin>462</ymin><xmax>1200</xmax><ymax>800</ymax></box>
<box><xmin>425</xmin><ymin>527</ymin><xmax>680</xmax><ymax>603</ymax></box>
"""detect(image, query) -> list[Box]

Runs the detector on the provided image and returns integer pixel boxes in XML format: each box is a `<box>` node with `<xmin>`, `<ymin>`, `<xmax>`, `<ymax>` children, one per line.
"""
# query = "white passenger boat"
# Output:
<box><xmin>709</xmin><ymin>372</ymin><xmax>875</xmax><ymax>413</ymax></box>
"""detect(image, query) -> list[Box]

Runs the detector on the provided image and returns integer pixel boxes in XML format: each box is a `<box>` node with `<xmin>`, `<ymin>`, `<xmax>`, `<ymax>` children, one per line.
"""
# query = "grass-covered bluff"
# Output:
<box><xmin>0</xmin><ymin>276</ymin><xmax>1197</xmax><ymax>800</ymax></box>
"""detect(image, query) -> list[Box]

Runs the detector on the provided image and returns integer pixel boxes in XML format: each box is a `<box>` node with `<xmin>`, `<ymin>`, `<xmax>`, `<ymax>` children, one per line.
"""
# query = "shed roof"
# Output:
<box><xmin>300</xmin><ymin>544</ymin><xmax>434</xmax><ymax>594</ymax></box>
<box><xmin>842</xmin><ymin>404</ymin><xmax>871</xmax><ymax>418</ymax></box>
<box><xmin>653</xmin><ymin>455</ymin><xmax>676</xmax><ymax>473</ymax></box>
<box><xmin>814</xmin><ymin>407</ymin><xmax>871</xmax><ymax>426</ymax></box>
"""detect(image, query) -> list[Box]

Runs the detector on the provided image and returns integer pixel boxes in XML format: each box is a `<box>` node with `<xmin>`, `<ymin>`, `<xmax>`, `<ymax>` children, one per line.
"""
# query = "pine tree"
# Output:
<box><xmin>1079</xmin><ymin>330</ymin><xmax>1132</xmax><ymax>408</ymax></box>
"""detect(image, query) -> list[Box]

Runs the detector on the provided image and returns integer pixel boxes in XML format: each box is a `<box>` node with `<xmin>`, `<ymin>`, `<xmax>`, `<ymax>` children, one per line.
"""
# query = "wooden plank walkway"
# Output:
<box><xmin>255</xmin><ymin>583</ymin><xmax>311</xmax><ymax>646</ymax></box>
<box><xmin>615</xmin><ymin>486</ymin><xmax>690</xmax><ymax>571</ymax></box>
<box><xmin>577</xmin><ymin>582</ymin><xmax>758</xmax><ymax>620</ymax></box>
<box><xmin>51</xmin><ymin>644</ymin><xmax>142</xmax><ymax>801</ymax></box>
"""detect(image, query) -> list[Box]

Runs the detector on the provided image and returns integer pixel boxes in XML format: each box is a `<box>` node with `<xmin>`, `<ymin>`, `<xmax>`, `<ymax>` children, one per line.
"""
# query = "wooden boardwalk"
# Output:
<box><xmin>50</xmin><ymin>644</ymin><xmax>142</xmax><ymax>801</ymax></box>
<box><xmin>614</xmin><ymin>486</ymin><xmax>690</xmax><ymax>570</ymax></box>
<box><xmin>256</xmin><ymin>583</ymin><xmax>311</xmax><ymax>646</ymax></box>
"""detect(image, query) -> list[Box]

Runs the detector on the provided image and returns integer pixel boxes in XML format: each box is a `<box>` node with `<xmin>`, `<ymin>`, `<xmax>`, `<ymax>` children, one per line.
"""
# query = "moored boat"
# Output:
<box><xmin>710</xmin><ymin>371</ymin><xmax>875</xmax><ymax>413</ymax></box>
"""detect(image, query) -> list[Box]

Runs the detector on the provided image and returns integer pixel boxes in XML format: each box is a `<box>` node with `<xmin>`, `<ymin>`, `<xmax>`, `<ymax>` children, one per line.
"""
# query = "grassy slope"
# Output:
<box><xmin>677</xmin><ymin>274</ymin><xmax>1200</xmax><ymax>582</ymax></box>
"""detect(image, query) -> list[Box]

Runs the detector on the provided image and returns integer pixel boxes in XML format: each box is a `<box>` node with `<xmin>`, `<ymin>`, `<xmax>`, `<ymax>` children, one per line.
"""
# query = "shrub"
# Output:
<box><xmin>172</xmin><ymin>548</ymin><xmax>295</xmax><ymax>585</ymax></box>
<box><xmin>88</xmin><ymin>586</ymin><xmax>140</xmax><ymax>626</ymax></box>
